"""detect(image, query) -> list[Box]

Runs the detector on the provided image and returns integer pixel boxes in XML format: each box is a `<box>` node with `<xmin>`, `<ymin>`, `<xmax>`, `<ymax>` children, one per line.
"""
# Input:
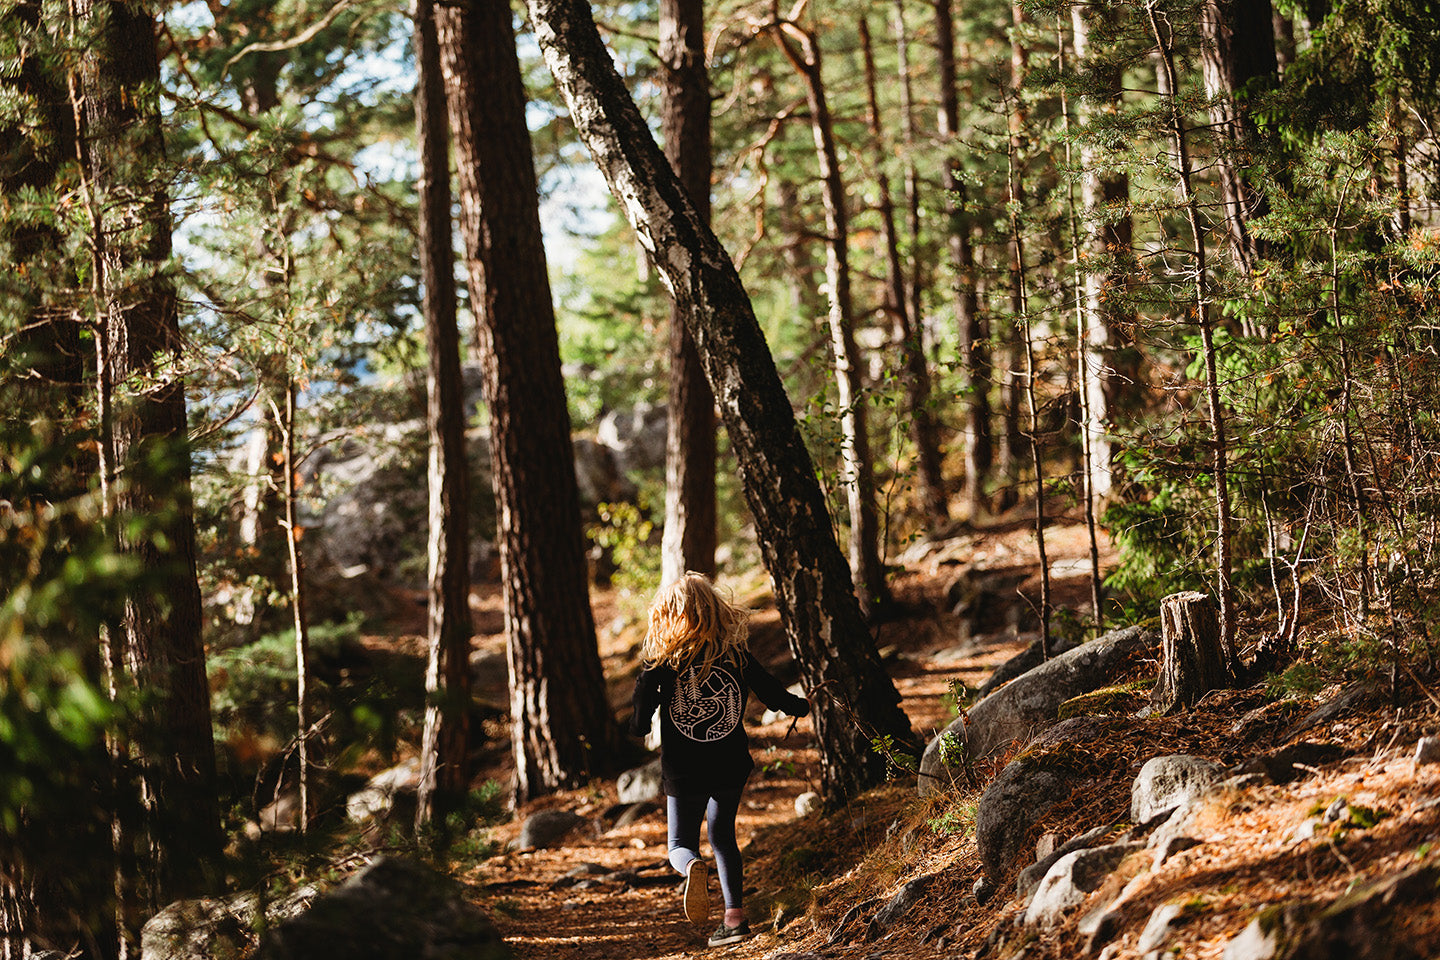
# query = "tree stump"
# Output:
<box><xmin>1152</xmin><ymin>591</ymin><xmax>1231</xmax><ymax>714</ymax></box>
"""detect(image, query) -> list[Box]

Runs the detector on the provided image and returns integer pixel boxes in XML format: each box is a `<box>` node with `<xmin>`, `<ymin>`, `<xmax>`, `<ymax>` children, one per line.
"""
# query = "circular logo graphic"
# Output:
<box><xmin>670</xmin><ymin>665</ymin><xmax>742</xmax><ymax>743</ymax></box>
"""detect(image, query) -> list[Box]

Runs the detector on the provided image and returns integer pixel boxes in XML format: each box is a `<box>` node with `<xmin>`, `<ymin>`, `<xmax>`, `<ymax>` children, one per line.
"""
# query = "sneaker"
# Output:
<box><xmin>707</xmin><ymin>921</ymin><xmax>751</xmax><ymax>947</ymax></box>
<box><xmin>683</xmin><ymin>859</ymin><xmax>710</xmax><ymax>924</ymax></box>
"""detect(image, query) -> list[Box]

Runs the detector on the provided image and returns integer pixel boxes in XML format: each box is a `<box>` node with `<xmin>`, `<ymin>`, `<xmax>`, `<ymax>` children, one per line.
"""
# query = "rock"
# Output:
<box><xmin>612</xmin><ymin>801</ymin><xmax>661</xmax><ymax>830</ymax></box>
<box><xmin>1136</xmin><ymin>902</ymin><xmax>1185</xmax><ymax>954</ymax></box>
<box><xmin>255</xmin><ymin>856</ymin><xmax>508</xmax><ymax>960</ymax></box>
<box><xmin>945</xmin><ymin>566</ymin><xmax>1034</xmax><ymax>634</ymax></box>
<box><xmin>571</xmin><ymin>436</ymin><xmax>637</xmax><ymax>512</ymax></box>
<box><xmin>1415</xmin><ymin>736</ymin><xmax>1440</xmax><ymax>766</ymax></box>
<box><xmin>256</xmin><ymin>791</ymin><xmax>302</xmax><ymax>835</ymax></box>
<box><xmin>1131</xmin><ymin>754</ymin><xmax>1225</xmax><ymax>823</ymax></box>
<box><xmin>141</xmin><ymin>898</ymin><xmax>251</xmax><ymax>960</ymax></box>
<box><xmin>972</xmin><ymin>876</ymin><xmax>996</xmax><ymax>904</ymax></box>
<box><xmin>1153</xmin><ymin>834</ymin><xmax>1202</xmax><ymax>867</ymax></box>
<box><xmin>347</xmin><ymin>756</ymin><xmax>422</xmax><ymax>825</ymax></box>
<box><xmin>919</xmin><ymin>625</ymin><xmax>1156</xmax><ymax>793</ymax></box>
<box><xmin>1223</xmin><ymin>907</ymin><xmax>1287</xmax><ymax>960</ymax></box>
<box><xmin>795</xmin><ymin>791</ymin><xmax>821</xmax><ymax>817</ymax></box>
<box><xmin>1279</xmin><ymin>682</ymin><xmax>1377</xmax><ymax>741</ymax></box>
<box><xmin>616</xmin><ymin>759</ymin><xmax>664</xmax><ymax>804</ymax></box>
<box><xmin>1018</xmin><ymin>824</ymin><xmax>1113</xmax><ymax>900</ymax></box>
<box><xmin>973</xmin><ymin>636</ymin><xmax>1072</xmax><ymax>701</ymax></box>
<box><xmin>975</xmin><ymin>718</ymin><xmax>1113</xmax><ymax>882</ymax></box>
<box><xmin>867</xmin><ymin>874</ymin><xmax>935</xmax><ymax>939</ymax></box>
<box><xmin>1227</xmin><ymin>741</ymin><xmax>1344</xmax><ymax>785</ymax></box>
<box><xmin>1147</xmin><ymin>796</ymin><xmax>1207</xmax><ymax>861</ymax></box>
<box><xmin>596</xmin><ymin>403</ymin><xmax>668</xmax><ymax>476</ymax></box>
<box><xmin>516</xmin><ymin>809</ymin><xmax>586</xmax><ymax>850</ymax></box>
<box><xmin>1024</xmin><ymin>842</ymin><xmax>1143</xmax><ymax>928</ymax></box>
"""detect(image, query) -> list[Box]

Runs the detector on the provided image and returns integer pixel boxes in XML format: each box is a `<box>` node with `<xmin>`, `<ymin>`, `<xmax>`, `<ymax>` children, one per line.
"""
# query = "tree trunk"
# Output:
<box><xmin>1070</xmin><ymin>0</ymin><xmax>1134</xmax><ymax>505</ymax></box>
<box><xmin>76</xmin><ymin>0</ymin><xmax>221</xmax><ymax>915</ymax></box>
<box><xmin>437</xmin><ymin>0</ymin><xmax>626</xmax><ymax>802</ymax></box>
<box><xmin>856</xmin><ymin>9</ymin><xmax>947</xmax><ymax>530</ymax></box>
<box><xmin>658</xmin><ymin>0</ymin><xmax>717</xmax><ymax>585</ymax></box>
<box><xmin>73</xmin><ymin>0</ymin><xmax>222</xmax><ymax>935</ymax></box>
<box><xmin>1149</xmin><ymin>0</ymin><xmax>1237</xmax><ymax>665</ymax></box>
<box><xmin>525</xmin><ymin>0</ymin><xmax>916</xmax><ymax>802</ymax></box>
<box><xmin>934</xmin><ymin>0</ymin><xmax>992</xmax><ymax>517</ymax></box>
<box><xmin>1200</xmin><ymin>0</ymin><xmax>1277</xmax><ymax>279</ymax></box>
<box><xmin>1152</xmin><ymin>591</ymin><xmax>1230</xmax><ymax>713</ymax></box>
<box><xmin>413</xmin><ymin>0</ymin><xmax>474</xmax><ymax>829</ymax></box>
<box><xmin>771</xmin><ymin>20</ymin><xmax>891</xmax><ymax>619</ymax></box>
<box><xmin>996</xmin><ymin>2</ymin><xmax>1030</xmax><ymax>509</ymax></box>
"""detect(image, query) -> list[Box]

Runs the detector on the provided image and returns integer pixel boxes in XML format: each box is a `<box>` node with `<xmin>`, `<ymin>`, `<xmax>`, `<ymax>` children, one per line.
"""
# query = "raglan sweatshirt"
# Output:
<box><xmin>629</xmin><ymin>652</ymin><xmax>810</xmax><ymax>796</ymax></box>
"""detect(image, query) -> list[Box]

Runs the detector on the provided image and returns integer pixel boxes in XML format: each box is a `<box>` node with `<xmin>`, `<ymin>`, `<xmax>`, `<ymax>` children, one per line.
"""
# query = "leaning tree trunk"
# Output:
<box><xmin>771</xmin><ymin>19</ymin><xmax>892</xmax><ymax>620</ymax></box>
<box><xmin>658</xmin><ymin>0</ymin><xmax>717</xmax><ymax>585</ymax></box>
<box><xmin>413</xmin><ymin>0</ymin><xmax>473</xmax><ymax>829</ymax></box>
<box><xmin>75</xmin><ymin>0</ymin><xmax>221</xmax><ymax>930</ymax></box>
<box><xmin>1152</xmin><ymin>591</ymin><xmax>1231</xmax><ymax>713</ymax></box>
<box><xmin>438</xmin><ymin>0</ymin><xmax>626</xmax><ymax>802</ymax></box>
<box><xmin>526</xmin><ymin>0</ymin><xmax>916</xmax><ymax>802</ymax></box>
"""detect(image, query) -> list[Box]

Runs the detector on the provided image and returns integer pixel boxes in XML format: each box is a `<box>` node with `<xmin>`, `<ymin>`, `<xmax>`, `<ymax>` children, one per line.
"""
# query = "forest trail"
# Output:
<box><xmin>437</xmin><ymin>514</ymin><xmax>1440</xmax><ymax>960</ymax></box>
<box><xmin>461</xmin><ymin>517</ymin><xmax>1106</xmax><ymax>960</ymax></box>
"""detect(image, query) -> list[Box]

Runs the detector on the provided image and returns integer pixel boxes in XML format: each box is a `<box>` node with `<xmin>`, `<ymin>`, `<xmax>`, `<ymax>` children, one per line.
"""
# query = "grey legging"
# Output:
<box><xmin>666</xmin><ymin>790</ymin><xmax>744</xmax><ymax>910</ymax></box>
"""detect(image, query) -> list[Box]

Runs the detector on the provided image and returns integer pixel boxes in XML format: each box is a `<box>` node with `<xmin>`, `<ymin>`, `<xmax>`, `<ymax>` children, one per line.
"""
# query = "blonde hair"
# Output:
<box><xmin>642</xmin><ymin>572</ymin><xmax>750</xmax><ymax>674</ymax></box>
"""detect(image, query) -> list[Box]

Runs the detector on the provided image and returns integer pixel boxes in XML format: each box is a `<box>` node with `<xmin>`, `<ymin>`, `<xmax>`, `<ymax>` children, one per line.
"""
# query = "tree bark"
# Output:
<box><xmin>1200</xmin><ymin>0</ymin><xmax>1277</xmax><ymax>279</ymax></box>
<box><xmin>525</xmin><ymin>0</ymin><xmax>916</xmax><ymax>801</ymax></box>
<box><xmin>861</xmin><ymin>11</ymin><xmax>948</xmax><ymax>530</ymax></box>
<box><xmin>74</xmin><ymin>0</ymin><xmax>222</xmax><ymax>930</ymax></box>
<box><xmin>1149</xmin><ymin>0</ymin><xmax>1237</xmax><ymax>665</ymax></box>
<box><xmin>934</xmin><ymin>0</ymin><xmax>992</xmax><ymax>517</ymax></box>
<box><xmin>1070</xmin><ymin>0</ymin><xmax>1134</xmax><ymax>504</ymax></box>
<box><xmin>437</xmin><ymin>0</ymin><xmax>626</xmax><ymax>802</ymax></box>
<box><xmin>1152</xmin><ymin>591</ymin><xmax>1230</xmax><ymax>713</ymax></box>
<box><xmin>658</xmin><ymin>0</ymin><xmax>717</xmax><ymax>585</ymax></box>
<box><xmin>996</xmin><ymin>2</ymin><xmax>1031</xmax><ymax>509</ymax></box>
<box><xmin>413</xmin><ymin>0</ymin><xmax>473</xmax><ymax>829</ymax></box>
<box><xmin>771</xmin><ymin>19</ymin><xmax>892</xmax><ymax>619</ymax></box>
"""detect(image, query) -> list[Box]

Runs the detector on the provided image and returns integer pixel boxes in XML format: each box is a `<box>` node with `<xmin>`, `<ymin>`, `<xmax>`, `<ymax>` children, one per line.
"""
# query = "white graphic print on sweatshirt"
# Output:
<box><xmin>670</xmin><ymin>664</ymin><xmax>742</xmax><ymax>743</ymax></box>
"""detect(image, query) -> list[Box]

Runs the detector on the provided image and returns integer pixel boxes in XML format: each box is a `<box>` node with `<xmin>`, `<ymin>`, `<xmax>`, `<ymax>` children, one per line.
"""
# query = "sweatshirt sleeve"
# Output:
<box><xmin>629</xmin><ymin>666</ymin><xmax>663</xmax><ymax>736</ymax></box>
<box><xmin>743</xmin><ymin>653</ymin><xmax>810</xmax><ymax>717</ymax></box>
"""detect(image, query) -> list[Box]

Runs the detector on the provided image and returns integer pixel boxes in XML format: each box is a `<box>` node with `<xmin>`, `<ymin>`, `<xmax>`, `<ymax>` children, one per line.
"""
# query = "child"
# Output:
<box><xmin>630</xmin><ymin>572</ymin><xmax>810</xmax><ymax>948</ymax></box>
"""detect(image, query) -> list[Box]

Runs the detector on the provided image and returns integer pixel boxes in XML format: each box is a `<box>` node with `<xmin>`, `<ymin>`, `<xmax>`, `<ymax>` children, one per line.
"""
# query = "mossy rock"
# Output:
<box><xmin>1057</xmin><ymin>680</ymin><xmax>1155</xmax><ymax>720</ymax></box>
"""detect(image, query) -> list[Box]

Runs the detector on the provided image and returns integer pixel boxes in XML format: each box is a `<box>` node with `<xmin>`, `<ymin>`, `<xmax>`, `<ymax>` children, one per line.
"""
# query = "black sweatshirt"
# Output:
<box><xmin>629</xmin><ymin>652</ymin><xmax>810</xmax><ymax>796</ymax></box>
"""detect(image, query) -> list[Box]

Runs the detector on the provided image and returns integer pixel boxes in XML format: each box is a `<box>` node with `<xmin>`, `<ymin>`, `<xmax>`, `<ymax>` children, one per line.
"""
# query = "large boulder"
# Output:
<box><xmin>256</xmin><ymin>856</ymin><xmax>507</xmax><ymax>960</ymax></box>
<box><xmin>974</xmin><ymin>718</ymin><xmax>1114</xmax><ymax>883</ymax></box>
<box><xmin>920</xmin><ymin>625</ymin><xmax>1156</xmax><ymax>794</ymax></box>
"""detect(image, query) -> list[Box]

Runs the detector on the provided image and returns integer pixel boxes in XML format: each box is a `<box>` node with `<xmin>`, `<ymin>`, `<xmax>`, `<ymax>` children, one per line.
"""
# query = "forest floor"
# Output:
<box><xmin>421</xmin><ymin>513</ymin><xmax>1440</xmax><ymax>960</ymax></box>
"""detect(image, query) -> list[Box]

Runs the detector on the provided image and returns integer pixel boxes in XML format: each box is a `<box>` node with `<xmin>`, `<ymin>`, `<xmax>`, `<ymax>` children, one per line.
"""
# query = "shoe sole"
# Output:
<box><xmin>708</xmin><ymin>934</ymin><xmax>748</xmax><ymax>947</ymax></box>
<box><xmin>683</xmin><ymin>861</ymin><xmax>709</xmax><ymax>924</ymax></box>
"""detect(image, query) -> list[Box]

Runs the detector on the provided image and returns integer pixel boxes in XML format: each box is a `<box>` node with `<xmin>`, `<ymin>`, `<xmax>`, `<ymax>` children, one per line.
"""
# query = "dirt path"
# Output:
<box><xmin>460</xmin><ymin>517</ymin><xmax>1110</xmax><ymax>960</ymax></box>
<box><xmin>470</xmin><ymin>617</ymin><xmax>1029</xmax><ymax>959</ymax></box>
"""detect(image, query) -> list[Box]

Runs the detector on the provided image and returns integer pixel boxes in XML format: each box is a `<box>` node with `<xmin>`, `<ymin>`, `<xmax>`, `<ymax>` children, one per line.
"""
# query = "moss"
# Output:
<box><xmin>1056</xmin><ymin>680</ymin><xmax>1155</xmax><ymax>720</ymax></box>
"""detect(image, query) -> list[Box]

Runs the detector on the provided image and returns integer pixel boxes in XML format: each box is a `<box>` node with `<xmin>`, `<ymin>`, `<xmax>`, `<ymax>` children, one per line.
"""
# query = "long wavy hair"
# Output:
<box><xmin>642</xmin><ymin>572</ymin><xmax>750</xmax><ymax>674</ymax></box>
